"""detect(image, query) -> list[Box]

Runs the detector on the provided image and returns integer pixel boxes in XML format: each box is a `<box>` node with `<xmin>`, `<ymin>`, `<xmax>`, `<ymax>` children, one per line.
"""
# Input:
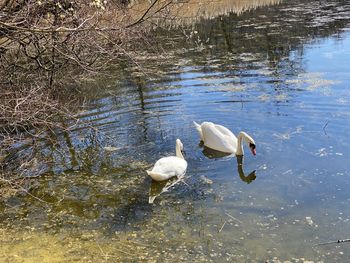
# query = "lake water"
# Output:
<box><xmin>1</xmin><ymin>0</ymin><xmax>350</xmax><ymax>262</ymax></box>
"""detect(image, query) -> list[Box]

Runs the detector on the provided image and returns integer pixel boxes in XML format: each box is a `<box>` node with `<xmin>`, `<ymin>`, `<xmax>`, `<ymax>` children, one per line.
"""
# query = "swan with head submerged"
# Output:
<box><xmin>146</xmin><ymin>139</ymin><xmax>187</xmax><ymax>182</ymax></box>
<box><xmin>193</xmin><ymin>121</ymin><xmax>256</xmax><ymax>156</ymax></box>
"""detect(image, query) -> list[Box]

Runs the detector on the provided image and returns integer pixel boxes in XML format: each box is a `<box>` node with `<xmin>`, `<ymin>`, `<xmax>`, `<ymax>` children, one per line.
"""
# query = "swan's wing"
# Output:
<box><xmin>152</xmin><ymin>156</ymin><xmax>187</xmax><ymax>177</ymax></box>
<box><xmin>146</xmin><ymin>170</ymin><xmax>171</xmax><ymax>182</ymax></box>
<box><xmin>213</xmin><ymin>124</ymin><xmax>237</xmax><ymax>139</ymax></box>
<box><xmin>201</xmin><ymin>122</ymin><xmax>237</xmax><ymax>153</ymax></box>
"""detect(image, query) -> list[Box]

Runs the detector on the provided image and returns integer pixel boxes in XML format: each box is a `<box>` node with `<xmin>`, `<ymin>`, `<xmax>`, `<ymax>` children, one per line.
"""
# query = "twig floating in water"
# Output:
<box><xmin>316</xmin><ymin>239</ymin><xmax>350</xmax><ymax>246</ymax></box>
<box><xmin>225</xmin><ymin>212</ymin><xmax>243</xmax><ymax>224</ymax></box>
<box><xmin>218</xmin><ymin>221</ymin><xmax>227</xmax><ymax>233</ymax></box>
<box><xmin>323</xmin><ymin>120</ymin><xmax>330</xmax><ymax>135</ymax></box>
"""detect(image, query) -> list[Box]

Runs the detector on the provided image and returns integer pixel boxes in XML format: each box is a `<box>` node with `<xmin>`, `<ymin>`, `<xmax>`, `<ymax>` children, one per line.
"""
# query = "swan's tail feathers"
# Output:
<box><xmin>146</xmin><ymin>170</ymin><xmax>169</xmax><ymax>181</ymax></box>
<box><xmin>193</xmin><ymin>121</ymin><xmax>203</xmax><ymax>140</ymax></box>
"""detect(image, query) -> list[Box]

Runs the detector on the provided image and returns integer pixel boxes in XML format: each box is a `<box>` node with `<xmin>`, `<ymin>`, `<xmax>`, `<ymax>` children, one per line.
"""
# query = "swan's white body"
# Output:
<box><xmin>146</xmin><ymin>139</ymin><xmax>187</xmax><ymax>181</ymax></box>
<box><xmin>193</xmin><ymin>121</ymin><xmax>256</xmax><ymax>156</ymax></box>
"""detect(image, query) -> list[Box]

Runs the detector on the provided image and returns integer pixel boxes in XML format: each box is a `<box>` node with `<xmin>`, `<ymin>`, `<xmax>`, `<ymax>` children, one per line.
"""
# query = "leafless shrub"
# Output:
<box><xmin>0</xmin><ymin>0</ymin><xmax>175</xmax><ymax>195</ymax></box>
<box><xmin>0</xmin><ymin>83</ymin><xmax>76</xmax><ymax>195</ymax></box>
<box><xmin>0</xmin><ymin>0</ymin><xmax>153</xmax><ymax>85</ymax></box>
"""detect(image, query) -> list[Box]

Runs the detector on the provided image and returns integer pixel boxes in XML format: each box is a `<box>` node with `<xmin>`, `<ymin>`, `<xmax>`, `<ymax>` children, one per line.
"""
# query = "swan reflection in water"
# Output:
<box><xmin>236</xmin><ymin>155</ymin><xmax>256</xmax><ymax>184</ymax></box>
<box><xmin>148</xmin><ymin>175</ymin><xmax>186</xmax><ymax>204</ymax></box>
<box><xmin>202</xmin><ymin>146</ymin><xmax>256</xmax><ymax>184</ymax></box>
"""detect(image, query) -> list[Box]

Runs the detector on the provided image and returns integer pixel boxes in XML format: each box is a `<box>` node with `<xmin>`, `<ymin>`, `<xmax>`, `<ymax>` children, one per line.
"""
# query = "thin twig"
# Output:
<box><xmin>0</xmin><ymin>21</ymin><xmax>125</xmax><ymax>33</ymax></box>
<box><xmin>225</xmin><ymin>212</ymin><xmax>243</xmax><ymax>224</ymax></box>
<box><xmin>180</xmin><ymin>180</ymin><xmax>190</xmax><ymax>187</ymax></box>
<box><xmin>323</xmin><ymin>120</ymin><xmax>329</xmax><ymax>135</ymax></box>
<box><xmin>97</xmin><ymin>243</ymin><xmax>111</xmax><ymax>261</ymax></box>
<box><xmin>126</xmin><ymin>0</ymin><xmax>160</xmax><ymax>28</ymax></box>
<box><xmin>315</xmin><ymin>239</ymin><xmax>350</xmax><ymax>246</ymax></box>
<box><xmin>218</xmin><ymin>221</ymin><xmax>227</xmax><ymax>233</ymax></box>
<box><xmin>0</xmin><ymin>177</ymin><xmax>52</xmax><ymax>205</ymax></box>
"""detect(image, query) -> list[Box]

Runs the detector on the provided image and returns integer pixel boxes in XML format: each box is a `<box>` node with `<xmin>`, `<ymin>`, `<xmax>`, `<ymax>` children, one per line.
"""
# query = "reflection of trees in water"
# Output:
<box><xmin>129</xmin><ymin>0</ymin><xmax>282</xmax><ymax>25</ymax></box>
<box><xmin>183</xmin><ymin>0</ymin><xmax>350</xmax><ymax>68</ymax></box>
<box><xmin>35</xmin><ymin>77</ymin><xmax>170</xmax><ymax>175</ymax></box>
<box><xmin>152</xmin><ymin>0</ymin><xmax>350</xmax><ymax>113</ymax></box>
<box><xmin>19</xmin><ymin>78</ymin><xmax>165</xmax><ymax>175</ymax></box>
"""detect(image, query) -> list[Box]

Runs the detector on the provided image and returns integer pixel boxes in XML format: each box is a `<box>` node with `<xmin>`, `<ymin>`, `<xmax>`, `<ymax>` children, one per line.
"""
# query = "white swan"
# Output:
<box><xmin>146</xmin><ymin>139</ymin><xmax>187</xmax><ymax>181</ymax></box>
<box><xmin>193</xmin><ymin>121</ymin><xmax>256</xmax><ymax>156</ymax></box>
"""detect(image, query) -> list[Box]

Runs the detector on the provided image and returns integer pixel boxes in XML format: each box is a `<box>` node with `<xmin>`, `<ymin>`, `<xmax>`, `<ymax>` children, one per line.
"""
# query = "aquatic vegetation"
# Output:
<box><xmin>286</xmin><ymin>73</ymin><xmax>341</xmax><ymax>91</ymax></box>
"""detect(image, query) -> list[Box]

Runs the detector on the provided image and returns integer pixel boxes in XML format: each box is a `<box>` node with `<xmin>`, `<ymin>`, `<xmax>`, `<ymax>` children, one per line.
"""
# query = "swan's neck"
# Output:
<box><xmin>176</xmin><ymin>143</ymin><xmax>184</xmax><ymax>159</ymax></box>
<box><xmin>236</xmin><ymin>132</ymin><xmax>248</xmax><ymax>156</ymax></box>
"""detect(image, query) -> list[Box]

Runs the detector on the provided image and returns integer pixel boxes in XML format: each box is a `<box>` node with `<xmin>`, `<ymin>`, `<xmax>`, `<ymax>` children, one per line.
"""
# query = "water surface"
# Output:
<box><xmin>1</xmin><ymin>0</ymin><xmax>350</xmax><ymax>262</ymax></box>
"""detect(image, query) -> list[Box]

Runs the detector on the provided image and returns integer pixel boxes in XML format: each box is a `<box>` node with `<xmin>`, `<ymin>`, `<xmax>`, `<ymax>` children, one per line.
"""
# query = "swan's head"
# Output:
<box><xmin>249</xmin><ymin>142</ymin><xmax>256</xmax><ymax>156</ymax></box>
<box><xmin>241</xmin><ymin>132</ymin><xmax>256</xmax><ymax>156</ymax></box>
<box><xmin>176</xmin><ymin>139</ymin><xmax>184</xmax><ymax>151</ymax></box>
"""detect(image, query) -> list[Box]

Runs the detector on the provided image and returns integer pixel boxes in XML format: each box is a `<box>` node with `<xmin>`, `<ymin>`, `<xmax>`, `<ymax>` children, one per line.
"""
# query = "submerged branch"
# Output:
<box><xmin>315</xmin><ymin>239</ymin><xmax>350</xmax><ymax>246</ymax></box>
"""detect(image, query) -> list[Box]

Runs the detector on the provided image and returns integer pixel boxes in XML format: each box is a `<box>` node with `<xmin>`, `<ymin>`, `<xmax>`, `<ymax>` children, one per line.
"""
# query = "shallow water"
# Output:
<box><xmin>2</xmin><ymin>0</ymin><xmax>350</xmax><ymax>262</ymax></box>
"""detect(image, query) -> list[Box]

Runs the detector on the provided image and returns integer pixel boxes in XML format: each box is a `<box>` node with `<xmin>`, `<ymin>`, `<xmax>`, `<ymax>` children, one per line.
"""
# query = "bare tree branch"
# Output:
<box><xmin>126</xmin><ymin>0</ymin><xmax>161</xmax><ymax>28</ymax></box>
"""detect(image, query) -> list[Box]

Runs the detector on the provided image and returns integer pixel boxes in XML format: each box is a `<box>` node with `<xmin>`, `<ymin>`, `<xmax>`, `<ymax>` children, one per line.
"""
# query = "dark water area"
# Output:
<box><xmin>1</xmin><ymin>0</ymin><xmax>350</xmax><ymax>262</ymax></box>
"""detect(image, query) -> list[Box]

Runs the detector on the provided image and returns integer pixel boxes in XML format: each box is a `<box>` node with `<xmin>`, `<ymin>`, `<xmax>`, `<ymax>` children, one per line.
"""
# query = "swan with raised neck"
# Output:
<box><xmin>175</xmin><ymin>139</ymin><xmax>185</xmax><ymax>159</ymax></box>
<box><xmin>146</xmin><ymin>139</ymin><xmax>187</xmax><ymax>182</ymax></box>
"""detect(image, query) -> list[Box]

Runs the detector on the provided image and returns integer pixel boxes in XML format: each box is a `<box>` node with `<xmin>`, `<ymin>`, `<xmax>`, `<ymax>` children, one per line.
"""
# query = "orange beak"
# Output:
<box><xmin>251</xmin><ymin>148</ymin><xmax>256</xmax><ymax>156</ymax></box>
